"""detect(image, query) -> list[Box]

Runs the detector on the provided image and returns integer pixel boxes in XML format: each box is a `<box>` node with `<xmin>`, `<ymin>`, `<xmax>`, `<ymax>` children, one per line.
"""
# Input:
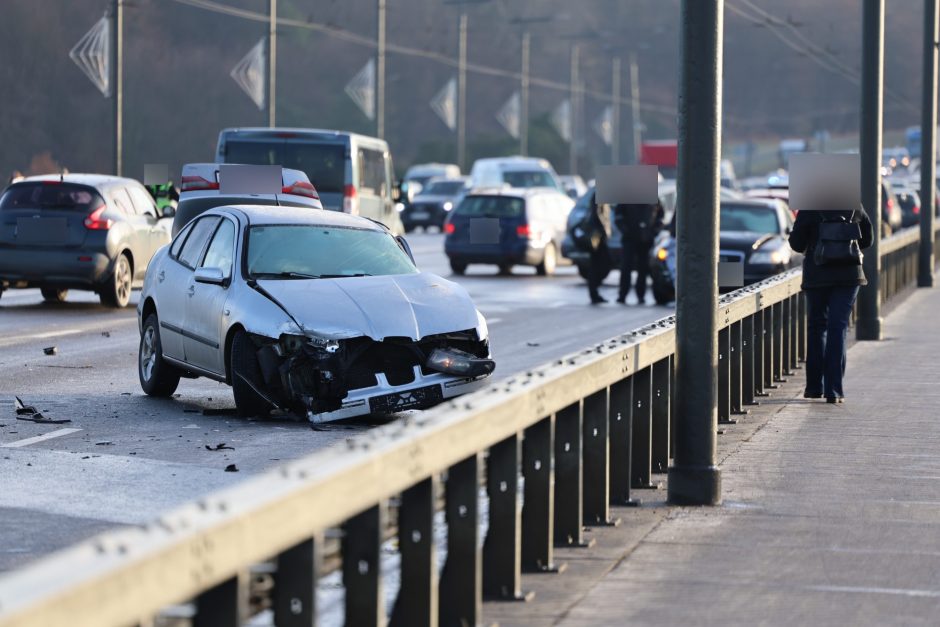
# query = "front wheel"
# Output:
<box><xmin>41</xmin><ymin>288</ymin><xmax>68</xmax><ymax>303</ymax></box>
<box><xmin>101</xmin><ymin>253</ymin><xmax>132</xmax><ymax>308</ymax></box>
<box><xmin>139</xmin><ymin>313</ymin><xmax>181</xmax><ymax>396</ymax></box>
<box><xmin>652</xmin><ymin>284</ymin><xmax>674</xmax><ymax>305</ymax></box>
<box><xmin>450</xmin><ymin>260</ymin><xmax>468</xmax><ymax>276</ymax></box>
<box><xmin>230</xmin><ymin>330</ymin><xmax>271</xmax><ymax>418</ymax></box>
<box><xmin>536</xmin><ymin>243</ymin><xmax>557</xmax><ymax>276</ymax></box>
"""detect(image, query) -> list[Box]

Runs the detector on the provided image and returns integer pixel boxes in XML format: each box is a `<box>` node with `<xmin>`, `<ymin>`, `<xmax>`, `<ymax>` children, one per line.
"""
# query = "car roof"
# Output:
<box><xmin>219</xmin><ymin>127</ymin><xmax>386</xmax><ymax>146</ymax></box>
<box><xmin>721</xmin><ymin>198</ymin><xmax>781</xmax><ymax>209</ymax></box>
<box><xmin>219</xmin><ymin>205</ymin><xmax>386</xmax><ymax>230</ymax></box>
<box><xmin>464</xmin><ymin>186</ymin><xmax>562</xmax><ymax>199</ymax></box>
<box><xmin>21</xmin><ymin>173</ymin><xmax>139</xmax><ymax>189</ymax></box>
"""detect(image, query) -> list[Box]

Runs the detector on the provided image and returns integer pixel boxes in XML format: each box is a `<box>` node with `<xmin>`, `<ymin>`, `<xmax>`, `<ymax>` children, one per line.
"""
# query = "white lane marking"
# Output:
<box><xmin>0</xmin><ymin>328</ymin><xmax>84</xmax><ymax>347</ymax></box>
<box><xmin>2</xmin><ymin>428</ymin><xmax>83</xmax><ymax>448</ymax></box>
<box><xmin>809</xmin><ymin>584</ymin><xmax>940</xmax><ymax>599</ymax></box>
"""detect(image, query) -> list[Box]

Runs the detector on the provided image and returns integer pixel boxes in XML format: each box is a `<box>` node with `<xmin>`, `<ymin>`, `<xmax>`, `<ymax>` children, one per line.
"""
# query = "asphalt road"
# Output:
<box><xmin>0</xmin><ymin>231</ymin><xmax>670</xmax><ymax>571</ymax></box>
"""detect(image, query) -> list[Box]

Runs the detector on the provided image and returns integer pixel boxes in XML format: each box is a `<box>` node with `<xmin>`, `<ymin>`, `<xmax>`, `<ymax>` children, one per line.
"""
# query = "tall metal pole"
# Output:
<box><xmin>520</xmin><ymin>31</ymin><xmax>530</xmax><ymax>156</ymax></box>
<box><xmin>919</xmin><ymin>0</ymin><xmax>938</xmax><ymax>287</ymax></box>
<box><xmin>268</xmin><ymin>0</ymin><xmax>276</xmax><ymax>127</ymax></box>
<box><xmin>629</xmin><ymin>53</ymin><xmax>641</xmax><ymax>164</ymax></box>
<box><xmin>569</xmin><ymin>44</ymin><xmax>580</xmax><ymax>175</ymax></box>
<box><xmin>668</xmin><ymin>0</ymin><xmax>723</xmax><ymax>506</ymax></box>
<box><xmin>377</xmin><ymin>0</ymin><xmax>386</xmax><ymax>139</ymax></box>
<box><xmin>457</xmin><ymin>13</ymin><xmax>468</xmax><ymax>171</ymax></box>
<box><xmin>857</xmin><ymin>0</ymin><xmax>884</xmax><ymax>340</ymax></box>
<box><xmin>112</xmin><ymin>0</ymin><xmax>123</xmax><ymax>176</ymax></box>
<box><xmin>611</xmin><ymin>56</ymin><xmax>621</xmax><ymax>164</ymax></box>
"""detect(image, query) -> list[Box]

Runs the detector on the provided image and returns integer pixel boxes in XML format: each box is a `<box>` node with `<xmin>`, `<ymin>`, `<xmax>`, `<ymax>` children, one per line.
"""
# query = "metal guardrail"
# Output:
<box><xmin>0</xmin><ymin>227</ymin><xmax>931</xmax><ymax>627</ymax></box>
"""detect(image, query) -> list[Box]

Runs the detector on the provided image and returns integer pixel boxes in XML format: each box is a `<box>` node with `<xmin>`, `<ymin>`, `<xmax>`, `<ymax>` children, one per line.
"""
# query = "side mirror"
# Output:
<box><xmin>194</xmin><ymin>267</ymin><xmax>226</xmax><ymax>286</ymax></box>
<box><xmin>392</xmin><ymin>182</ymin><xmax>402</xmax><ymax>202</ymax></box>
<box><xmin>159</xmin><ymin>205</ymin><xmax>176</xmax><ymax>218</ymax></box>
<box><xmin>396</xmin><ymin>235</ymin><xmax>416</xmax><ymax>264</ymax></box>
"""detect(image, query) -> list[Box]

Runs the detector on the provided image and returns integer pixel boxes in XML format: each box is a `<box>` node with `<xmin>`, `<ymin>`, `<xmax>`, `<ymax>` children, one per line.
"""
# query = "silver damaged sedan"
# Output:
<box><xmin>137</xmin><ymin>205</ymin><xmax>494</xmax><ymax>422</ymax></box>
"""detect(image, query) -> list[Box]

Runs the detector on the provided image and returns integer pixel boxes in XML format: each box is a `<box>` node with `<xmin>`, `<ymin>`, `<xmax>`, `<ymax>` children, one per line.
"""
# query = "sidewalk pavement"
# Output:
<box><xmin>483</xmin><ymin>282</ymin><xmax>940</xmax><ymax>626</ymax></box>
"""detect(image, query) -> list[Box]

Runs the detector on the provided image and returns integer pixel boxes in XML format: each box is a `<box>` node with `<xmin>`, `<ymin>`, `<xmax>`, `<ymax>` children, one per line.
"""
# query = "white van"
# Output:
<box><xmin>215</xmin><ymin>127</ymin><xmax>403</xmax><ymax>234</ymax></box>
<box><xmin>468</xmin><ymin>156</ymin><xmax>563</xmax><ymax>192</ymax></box>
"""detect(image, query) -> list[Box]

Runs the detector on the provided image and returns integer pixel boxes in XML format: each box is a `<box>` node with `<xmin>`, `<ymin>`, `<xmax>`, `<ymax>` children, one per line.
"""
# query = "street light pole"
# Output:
<box><xmin>919</xmin><ymin>0</ymin><xmax>938</xmax><ymax>287</ymax></box>
<box><xmin>268</xmin><ymin>0</ymin><xmax>276</xmax><ymax>127</ymax></box>
<box><xmin>112</xmin><ymin>0</ymin><xmax>123</xmax><ymax>176</ymax></box>
<box><xmin>377</xmin><ymin>0</ymin><xmax>386</xmax><ymax>139</ymax></box>
<box><xmin>457</xmin><ymin>13</ymin><xmax>468</xmax><ymax>171</ymax></box>
<box><xmin>668</xmin><ymin>0</ymin><xmax>723</xmax><ymax>507</ymax></box>
<box><xmin>629</xmin><ymin>53</ymin><xmax>641</xmax><ymax>164</ymax></box>
<box><xmin>857</xmin><ymin>0</ymin><xmax>884</xmax><ymax>340</ymax></box>
<box><xmin>521</xmin><ymin>31</ymin><xmax>530</xmax><ymax>156</ymax></box>
<box><xmin>569</xmin><ymin>44</ymin><xmax>580</xmax><ymax>175</ymax></box>
<box><xmin>611</xmin><ymin>56</ymin><xmax>621</xmax><ymax>165</ymax></box>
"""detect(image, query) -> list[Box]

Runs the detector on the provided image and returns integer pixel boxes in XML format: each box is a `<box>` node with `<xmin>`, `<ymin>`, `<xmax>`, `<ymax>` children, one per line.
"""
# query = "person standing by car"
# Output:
<box><xmin>572</xmin><ymin>195</ymin><xmax>611</xmax><ymax>304</ymax></box>
<box><xmin>613</xmin><ymin>201</ymin><xmax>664</xmax><ymax>304</ymax></box>
<box><xmin>788</xmin><ymin>205</ymin><xmax>873</xmax><ymax>403</ymax></box>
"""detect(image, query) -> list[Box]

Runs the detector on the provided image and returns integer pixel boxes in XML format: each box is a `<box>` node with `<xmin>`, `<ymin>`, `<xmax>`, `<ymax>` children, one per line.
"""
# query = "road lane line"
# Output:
<box><xmin>2</xmin><ymin>428</ymin><xmax>83</xmax><ymax>448</ymax></box>
<box><xmin>0</xmin><ymin>328</ymin><xmax>84</xmax><ymax>347</ymax></box>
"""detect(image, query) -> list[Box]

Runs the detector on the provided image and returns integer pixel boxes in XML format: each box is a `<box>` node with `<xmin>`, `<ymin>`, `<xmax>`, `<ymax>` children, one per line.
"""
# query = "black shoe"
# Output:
<box><xmin>615</xmin><ymin>296</ymin><xmax>626</xmax><ymax>304</ymax></box>
<box><xmin>804</xmin><ymin>390</ymin><xmax>823</xmax><ymax>399</ymax></box>
<box><xmin>590</xmin><ymin>295</ymin><xmax>608</xmax><ymax>305</ymax></box>
<box><xmin>825</xmin><ymin>397</ymin><xmax>844</xmax><ymax>404</ymax></box>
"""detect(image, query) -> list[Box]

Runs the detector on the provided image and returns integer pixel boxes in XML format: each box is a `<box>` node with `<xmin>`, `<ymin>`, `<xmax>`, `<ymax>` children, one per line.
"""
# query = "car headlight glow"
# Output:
<box><xmin>750</xmin><ymin>247</ymin><xmax>790</xmax><ymax>265</ymax></box>
<box><xmin>443</xmin><ymin>201</ymin><xmax>454</xmax><ymax>211</ymax></box>
<box><xmin>656</xmin><ymin>248</ymin><xmax>668</xmax><ymax>261</ymax></box>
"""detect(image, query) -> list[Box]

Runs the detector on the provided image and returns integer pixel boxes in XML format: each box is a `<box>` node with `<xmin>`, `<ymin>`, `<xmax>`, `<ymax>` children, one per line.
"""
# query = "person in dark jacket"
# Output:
<box><xmin>613</xmin><ymin>201</ymin><xmax>664</xmax><ymax>304</ymax></box>
<box><xmin>575</xmin><ymin>197</ymin><xmax>612</xmax><ymax>304</ymax></box>
<box><xmin>788</xmin><ymin>206</ymin><xmax>873</xmax><ymax>403</ymax></box>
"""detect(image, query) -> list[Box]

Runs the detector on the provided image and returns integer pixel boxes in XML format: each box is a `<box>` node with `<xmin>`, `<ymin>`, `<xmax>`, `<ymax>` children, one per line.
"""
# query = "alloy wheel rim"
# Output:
<box><xmin>116</xmin><ymin>258</ymin><xmax>130</xmax><ymax>303</ymax></box>
<box><xmin>141</xmin><ymin>326</ymin><xmax>156</xmax><ymax>381</ymax></box>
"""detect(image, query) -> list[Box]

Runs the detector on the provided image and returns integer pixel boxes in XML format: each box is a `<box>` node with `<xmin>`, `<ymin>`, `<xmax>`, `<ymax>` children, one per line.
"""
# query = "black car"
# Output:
<box><xmin>0</xmin><ymin>174</ymin><xmax>174</xmax><ymax>307</ymax></box>
<box><xmin>401</xmin><ymin>177</ymin><xmax>468</xmax><ymax>232</ymax></box>
<box><xmin>894</xmin><ymin>188</ymin><xmax>921</xmax><ymax>228</ymax></box>
<box><xmin>648</xmin><ymin>198</ymin><xmax>801</xmax><ymax>304</ymax></box>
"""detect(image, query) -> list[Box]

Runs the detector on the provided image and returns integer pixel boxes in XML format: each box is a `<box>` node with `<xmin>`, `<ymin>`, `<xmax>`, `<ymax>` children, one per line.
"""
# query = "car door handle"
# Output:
<box><xmin>187</xmin><ymin>285</ymin><xmax>195</xmax><ymax>297</ymax></box>
<box><xmin>158</xmin><ymin>270</ymin><xmax>165</xmax><ymax>283</ymax></box>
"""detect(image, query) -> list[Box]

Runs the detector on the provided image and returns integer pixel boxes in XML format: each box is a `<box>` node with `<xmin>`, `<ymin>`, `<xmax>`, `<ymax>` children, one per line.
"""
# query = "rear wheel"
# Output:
<box><xmin>41</xmin><ymin>288</ymin><xmax>68</xmax><ymax>303</ymax></box>
<box><xmin>536</xmin><ymin>243</ymin><xmax>557</xmax><ymax>276</ymax></box>
<box><xmin>230</xmin><ymin>330</ymin><xmax>271</xmax><ymax>418</ymax></box>
<box><xmin>138</xmin><ymin>313</ymin><xmax>181</xmax><ymax>397</ymax></box>
<box><xmin>100</xmin><ymin>253</ymin><xmax>132</xmax><ymax>308</ymax></box>
<box><xmin>498</xmin><ymin>264</ymin><xmax>513</xmax><ymax>275</ymax></box>
<box><xmin>653</xmin><ymin>284</ymin><xmax>674</xmax><ymax>305</ymax></box>
<box><xmin>450</xmin><ymin>260</ymin><xmax>468</xmax><ymax>276</ymax></box>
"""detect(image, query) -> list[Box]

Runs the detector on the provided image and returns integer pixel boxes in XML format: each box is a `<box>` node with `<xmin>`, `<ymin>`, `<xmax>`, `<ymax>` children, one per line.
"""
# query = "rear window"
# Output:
<box><xmin>0</xmin><ymin>183</ymin><xmax>103</xmax><ymax>212</ymax></box>
<box><xmin>423</xmin><ymin>180</ymin><xmax>465</xmax><ymax>195</ymax></box>
<box><xmin>502</xmin><ymin>170</ymin><xmax>556</xmax><ymax>189</ymax></box>
<box><xmin>223</xmin><ymin>140</ymin><xmax>345</xmax><ymax>194</ymax></box>
<box><xmin>720</xmin><ymin>204</ymin><xmax>779</xmax><ymax>233</ymax></box>
<box><xmin>455</xmin><ymin>195</ymin><xmax>525</xmax><ymax>218</ymax></box>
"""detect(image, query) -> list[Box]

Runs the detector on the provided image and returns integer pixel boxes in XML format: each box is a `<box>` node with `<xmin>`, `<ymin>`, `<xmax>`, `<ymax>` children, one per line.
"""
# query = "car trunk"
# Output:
<box><xmin>0</xmin><ymin>182</ymin><xmax>102</xmax><ymax>248</ymax></box>
<box><xmin>448</xmin><ymin>195</ymin><xmax>527</xmax><ymax>250</ymax></box>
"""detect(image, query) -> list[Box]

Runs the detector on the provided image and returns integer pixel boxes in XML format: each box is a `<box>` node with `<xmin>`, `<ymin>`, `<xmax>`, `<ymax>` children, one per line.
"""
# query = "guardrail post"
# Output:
<box><xmin>920</xmin><ymin>0</ymin><xmax>937</xmax><ymax>291</ymax></box>
<box><xmin>753</xmin><ymin>311</ymin><xmax>766</xmax><ymax>396</ymax></box>
<box><xmin>651</xmin><ymin>359</ymin><xmax>672</xmax><ymax>471</ymax></box>
<box><xmin>763</xmin><ymin>307</ymin><xmax>776</xmax><ymax>390</ymax></box>
<box><xmin>194</xmin><ymin>573</ymin><xmax>246</xmax><ymax>627</ymax></box>
<box><xmin>609</xmin><ymin>378</ymin><xmax>636</xmax><ymax>505</ymax></box>
<box><xmin>483</xmin><ymin>434</ymin><xmax>532</xmax><ymax>601</ymax></box>
<box><xmin>554</xmin><ymin>401</ymin><xmax>592</xmax><ymax>546</ymax></box>
<box><xmin>788</xmin><ymin>295</ymin><xmax>800</xmax><ymax>371</ymax></box>
<box><xmin>772</xmin><ymin>302</ymin><xmax>785</xmax><ymax>382</ymax></box>
<box><xmin>730</xmin><ymin>321</ymin><xmax>746</xmax><ymax>414</ymax></box>
<box><xmin>798</xmin><ymin>293</ymin><xmax>807</xmax><ymax>362</ymax></box>
<box><xmin>781</xmin><ymin>298</ymin><xmax>793</xmax><ymax>375</ymax></box>
<box><xmin>440</xmin><ymin>454</ymin><xmax>482</xmax><ymax>626</ymax></box>
<box><xmin>631</xmin><ymin>366</ymin><xmax>655</xmax><ymax>489</ymax></box>
<box><xmin>343</xmin><ymin>504</ymin><xmax>385</xmax><ymax>627</ymax></box>
<box><xmin>583</xmin><ymin>388</ymin><xmax>618</xmax><ymax>525</ymax></box>
<box><xmin>669</xmin><ymin>355</ymin><xmax>677</xmax><ymax>458</ymax></box>
<box><xmin>742</xmin><ymin>315</ymin><xmax>756</xmax><ymax>405</ymax></box>
<box><xmin>275</xmin><ymin>537</ymin><xmax>321</xmax><ymax>627</ymax></box>
<box><xmin>391</xmin><ymin>478</ymin><xmax>438</xmax><ymax>627</ymax></box>
<box><xmin>717</xmin><ymin>328</ymin><xmax>732</xmax><ymax>424</ymax></box>
<box><xmin>522</xmin><ymin>416</ymin><xmax>564</xmax><ymax>572</ymax></box>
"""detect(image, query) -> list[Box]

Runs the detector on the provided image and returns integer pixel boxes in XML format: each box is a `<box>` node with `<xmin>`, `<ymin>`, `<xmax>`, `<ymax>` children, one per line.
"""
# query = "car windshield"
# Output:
<box><xmin>454</xmin><ymin>195</ymin><xmax>524</xmax><ymax>218</ymax></box>
<box><xmin>720</xmin><ymin>204</ymin><xmax>779</xmax><ymax>233</ymax></box>
<box><xmin>422</xmin><ymin>180</ymin><xmax>465</xmax><ymax>195</ymax></box>
<box><xmin>502</xmin><ymin>170</ymin><xmax>556</xmax><ymax>188</ymax></box>
<box><xmin>0</xmin><ymin>183</ymin><xmax>102</xmax><ymax>212</ymax></box>
<box><xmin>246</xmin><ymin>225</ymin><xmax>417</xmax><ymax>279</ymax></box>
<box><xmin>223</xmin><ymin>141</ymin><xmax>345</xmax><ymax>194</ymax></box>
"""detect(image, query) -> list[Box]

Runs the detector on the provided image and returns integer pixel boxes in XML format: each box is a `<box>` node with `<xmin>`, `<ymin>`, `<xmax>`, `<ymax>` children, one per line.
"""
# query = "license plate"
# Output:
<box><xmin>411</xmin><ymin>211</ymin><xmax>430</xmax><ymax>220</ymax></box>
<box><xmin>17</xmin><ymin>218</ymin><xmax>69</xmax><ymax>244</ymax></box>
<box><xmin>369</xmin><ymin>384</ymin><xmax>443</xmax><ymax>413</ymax></box>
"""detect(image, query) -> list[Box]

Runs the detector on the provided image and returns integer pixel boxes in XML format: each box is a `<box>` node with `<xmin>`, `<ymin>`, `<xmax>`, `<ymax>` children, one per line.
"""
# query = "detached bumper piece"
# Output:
<box><xmin>426</xmin><ymin>348</ymin><xmax>496</xmax><ymax>378</ymax></box>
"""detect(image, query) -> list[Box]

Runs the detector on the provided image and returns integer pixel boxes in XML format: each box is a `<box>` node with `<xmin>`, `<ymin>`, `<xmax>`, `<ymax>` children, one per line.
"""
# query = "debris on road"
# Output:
<box><xmin>95</xmin><ymin>441</ymin><xmax>114</xmax><ymax>446</ymax></box>
<box><xmin>101</xmin><ymin>331</ymin><xmax>111</xmax><ymax>338</ymax></box>
<box><xmin>42</xmin><ymin>346</ymin><xmax>57</xmax><ymax>356</ymax></box>
<box><xmin>13</xmin><ymin>397</ymin><xmax>70</xmax><ymax>424</ymax></box>
<box><xmin>205</xmin><ymin>443</ymin><xmax>234</xmax><ymax>451</ymax></box>
<box><xmin>182</xmin><ymin>424</ymin><xmax>199</xmax><ymax>429</ymax></box>
<box><xmin>526</xmin><ymin>342</ymin><xmax>540</xmax><ymax>347</ymax></box>
<box><xmin>202</xmin><ymin>408</ymin><xmax>237</xmax><ymax>416</ymax></box>
<box><xmin>224</xmin><ymin>464</ymin><xmax>239</xmax><ymax>472</ymax></box>
<box><xmin>14</xmin><ymin>397</ymin><xmax>37</xmax><ymax>415</ymax></box>
<box><xmin>38</xmin><ymin>365</ymin><xmax>93</xmax><ymax>369</ymax></box>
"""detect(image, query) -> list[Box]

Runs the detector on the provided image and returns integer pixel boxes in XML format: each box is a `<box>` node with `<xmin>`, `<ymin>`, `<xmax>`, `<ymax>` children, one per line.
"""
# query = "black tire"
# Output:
<box><xmin>138</xmin><ymin>313</ymin><xmax>181</xmax><ymax>397</ymax></box>
<box><xmin>653</xmin><ymin>285</ymin><xmax>674</xmax><ymax>305</ymax></box>
<box><xmin>536</xmin><ymin>242</ymin><xmax>557</xmax><ymax>276</ymax></box>
<box><xmin>100</xmin><ymin>253</ymin><xmax>132</xmax><ymax>308</ymax></box>
<box><xmin>41</xmin><ymin>288</ymin><xmax>68</xmax><ymax>303</ymax></box>
<box><xmin>230</xmin><ymin>330</ymin><xmax>271</xmax><ymax>418</ymax></box>
<box><xmin>404</xmin><ymin>224</ymin><xmax>415</xmax><ymax>233</ymax></box>
<box><xmin>498</xmin><ymin>264</ymin><xmax>513</xmax><ymax>275</ymax></box>
<box><xmin>450</xmin><ymin>260</ymin><xmax>468</xmax><ymax>275</ymax></box>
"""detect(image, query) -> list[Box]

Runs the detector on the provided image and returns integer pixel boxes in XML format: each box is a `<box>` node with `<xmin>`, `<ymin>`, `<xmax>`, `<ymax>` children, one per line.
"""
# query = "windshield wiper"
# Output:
<box><xmin>251</xmin><ymin>271</ymin><xmax>321</xmax><ymax>280</ymax></box>
<box><xmin>317</xmin><ymin>273</ymin><xmax>373</xmax><ymax>279</ymax></box>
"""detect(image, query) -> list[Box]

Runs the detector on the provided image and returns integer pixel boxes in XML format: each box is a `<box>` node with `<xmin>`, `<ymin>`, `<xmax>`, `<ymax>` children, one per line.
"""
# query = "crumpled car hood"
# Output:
<box><xmin>257</xmin><ymin>273</ymin><xmax>479</xmax><ymax>341</ymax></box>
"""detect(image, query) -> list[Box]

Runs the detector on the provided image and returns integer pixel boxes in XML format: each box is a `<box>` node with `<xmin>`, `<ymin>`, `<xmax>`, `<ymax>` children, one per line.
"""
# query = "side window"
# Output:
<box><xmin>200</xmin><ymin>219</ymin><xmax>237</xmax><ymax>279</ymax></box>
<box><xmin>170</xmin><ymin>222</ymin><xmax>193</xmax><ymax>258</ymax></box>
<box><xmin>358</xmin><ymin>148</ymin><xmax>387</xmax><ymax>197</ymax></box>
<box><xmin>110</xmin><ymin>189</ymin><xmax>135</xmax><ymax>215</ymax></box>
<box><xmin>177</xmin><ymin>217</ymin><xmax>220</xmax><ymax>269</ymax></box>
<box><xmin>127</xmin><ymin>184</ymin><xmax>157</xmax><ymax>217</ymax></box>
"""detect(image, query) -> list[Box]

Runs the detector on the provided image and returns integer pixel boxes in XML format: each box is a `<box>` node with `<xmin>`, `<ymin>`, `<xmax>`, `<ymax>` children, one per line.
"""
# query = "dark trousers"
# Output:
<box><xmin>587</xmin><ymin>241</ymin><xmax>610</xmax><ymax>300</ymax></box>
<box><xmin>619</xmin><ymin>238</ymin><xmax>651</xmax><ymax>302</ymax></box>
<box><xmin>804</xmin><ymin>285</ymin><xmax>859</xmax><ymax>398</ymax></box>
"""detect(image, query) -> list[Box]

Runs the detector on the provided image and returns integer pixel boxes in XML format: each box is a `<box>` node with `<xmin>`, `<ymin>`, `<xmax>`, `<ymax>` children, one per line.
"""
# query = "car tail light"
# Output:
<box><xmin>914</xmin><ymin>205</ymin><xmax>921</xmax><ymax>215</ymax></box>
<box><xmin>444</xmin><ymin>222</ymin><xmax>456</xmax><ymax>234</ymax></box>
<box><xmin>343</xmin><ymin>184</ymin><xmax>359</xmax><ymax>214</ymax></box>
<box><xmin>516</xmin><ymin>224</ymin><xmax>531</xmax><ymax>238</ymax></box>
<box><xmin>84</xmin><ymin>205</ymin><xmax>112</xmax><ymax>230</ymax></box>
<box><xmin>180</xmin><ymin>175</ymin><xmax>220</xmax><ymax>192</ymax></box>
<box><xmin>282</xmin><ymin>180</ymin><xmax>319</xmax><ymax>199</ymax></box>
<box><xmin>887</xmin><ymin>197</ymin><xmax>894</xmax><ymax>210</ymax></box>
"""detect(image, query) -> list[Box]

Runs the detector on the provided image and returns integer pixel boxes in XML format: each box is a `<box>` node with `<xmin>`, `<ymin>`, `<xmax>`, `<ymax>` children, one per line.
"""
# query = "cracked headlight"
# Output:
<box><xmin>475</xmin><ymin>309</ymin><xmax>489</xmax><ymax>341</ymax></box>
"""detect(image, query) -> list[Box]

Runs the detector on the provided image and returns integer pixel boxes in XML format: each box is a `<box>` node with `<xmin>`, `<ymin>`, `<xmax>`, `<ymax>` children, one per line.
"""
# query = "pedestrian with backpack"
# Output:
<box><xmin>788</xmin><ymin>206</ymin><xmax>873</xmax><ymax>403</ymax></box>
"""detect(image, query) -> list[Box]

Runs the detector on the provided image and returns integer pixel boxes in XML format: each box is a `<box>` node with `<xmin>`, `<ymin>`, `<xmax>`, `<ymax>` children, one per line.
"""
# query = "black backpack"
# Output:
<box><xmin>813</xmin><ymin>211</ymin><xmax>863</xmax><ymax>267</ymax></box>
